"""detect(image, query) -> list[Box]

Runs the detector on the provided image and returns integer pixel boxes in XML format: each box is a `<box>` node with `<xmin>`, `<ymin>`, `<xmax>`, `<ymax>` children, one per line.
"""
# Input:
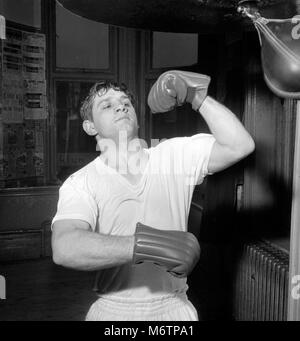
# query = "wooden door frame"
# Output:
<box><xmin>288</xmin><ymin>100</ymin><xmax>300</xmax><ymax>321</ymax></box>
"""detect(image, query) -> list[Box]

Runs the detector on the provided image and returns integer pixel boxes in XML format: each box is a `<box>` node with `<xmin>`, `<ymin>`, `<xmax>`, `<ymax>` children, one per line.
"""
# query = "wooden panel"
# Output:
<box><xmin>0</xmin><ymin>186</ymin><xmax>59</xmax><ymax>231</ymax></box>
<box><xmin>242</xmin><ymin>32</ymin><xmax>294</xmax><ymax>238</ymax></box>
<box><xmin>288</xmin><ymin>101</ymin><xmax>300</xmax><ymax>321</ymax></box>
<box><xmin>43</xmin><ymin>221</ymin><xmax>52</xmax><ymax>257</ymax></box>
<box><xmin>201</xmin><ymin>35</ymin><xmax>244</xmax><ymax>242</ymax></box>
<box><xmin>0</xmin><ymin>258</ymin><xmax>96</xmax><ymax>321</ymax></box>
<box><xmin>188</xmin><ymin>202</ymin><xmax>203</xmax><ymax>239</ymax></box>
<box><xmin>0</xmin><ymin>230</ymin><xmax>43</xmax><ymax>262</ymax></box>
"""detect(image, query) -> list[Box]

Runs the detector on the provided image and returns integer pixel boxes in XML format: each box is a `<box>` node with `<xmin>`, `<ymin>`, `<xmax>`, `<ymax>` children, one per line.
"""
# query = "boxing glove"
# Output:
<box><xmin>147</xmin><ymin>70</ymin><xmax>211</xmax><ymax>113</ymax></box>
<box><xmin>132</xmin><ymin>222</ymin><xmax>200</xmax><ymax>278</ymax></box>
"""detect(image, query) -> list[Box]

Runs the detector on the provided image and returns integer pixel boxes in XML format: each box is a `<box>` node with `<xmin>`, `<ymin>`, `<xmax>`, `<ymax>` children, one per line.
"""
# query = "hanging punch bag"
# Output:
<box><xmin>238</xmin><ymin>1</ymin><xmax>300</xmax><ymax>99</ymax></box>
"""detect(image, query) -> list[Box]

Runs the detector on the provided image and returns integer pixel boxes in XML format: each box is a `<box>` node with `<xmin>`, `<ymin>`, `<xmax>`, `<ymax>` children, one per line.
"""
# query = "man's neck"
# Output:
<box><xmin>98</xmin><ymin>135</ymin><xmax>148</xmax><ymax>174</ymax></box>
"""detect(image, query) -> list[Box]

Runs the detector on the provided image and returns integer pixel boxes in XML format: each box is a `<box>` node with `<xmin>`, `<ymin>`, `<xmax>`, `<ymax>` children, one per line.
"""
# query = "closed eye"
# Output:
<box><xmin>102</xmin><ymin>103</ymin><xmax>111</xmax><ymax>109</ymax></box>
<box><xmin>123</xmin><ymin>100</ymin><xmax>132</xmax><ymax>107</ymax></box>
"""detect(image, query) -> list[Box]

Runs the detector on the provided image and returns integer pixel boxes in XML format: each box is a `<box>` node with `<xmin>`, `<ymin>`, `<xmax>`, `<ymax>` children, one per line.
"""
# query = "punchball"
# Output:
<box><xmin>254</xmin><ymin>16</ymin><xmax>300</xmax><ymax>99</ymax></box>
<box><xmin>238</xmin><ymin>1</ymin><xmax>300</xmax><ymax>99</ymax></box>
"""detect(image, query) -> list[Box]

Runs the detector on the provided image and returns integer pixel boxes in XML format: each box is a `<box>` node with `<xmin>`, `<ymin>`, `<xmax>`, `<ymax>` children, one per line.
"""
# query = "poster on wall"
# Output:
<box><xmin>0</xmin><ymin>38</ymin><xmax>4</xmax><ymax>184</ymax></box>
<box><xmin>22</xmin><ymin>31</ymin><xmax>47</xmax><ymax>120</ymax></box>
<box><xmin>2</xmin><ymin>73</ymin><xmax>24</xmax><ymax>123</ymax></box>
<box><xmin>23</xmin><ymin>78</ymin><xmax>47</xmax><ymax>120</ymax></box>
<box><xmin>0</xmin><ymin>123</ymin><xmax>4</xmax><ymax>182</ymax></box>
<box><xmin>2</xmin><ymin>121</ymin><xmax>45</xmax><ymax>180</ymax></box>
<box><xmin>0</xmin><ymin>27</ymin><xmax>47</xmax><ymax>185</ymax></box>
<box><xmin>1</xmin><ymin>27</ymin><xmax>47</xmax><ymax>123</ymax></box>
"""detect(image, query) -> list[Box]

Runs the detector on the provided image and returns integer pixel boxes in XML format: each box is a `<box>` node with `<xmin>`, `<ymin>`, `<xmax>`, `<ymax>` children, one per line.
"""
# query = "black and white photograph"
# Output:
<box><xmin>0</xmin><ymin>0</ymin><xmax>300</xmax><ymax>324</ymax></box>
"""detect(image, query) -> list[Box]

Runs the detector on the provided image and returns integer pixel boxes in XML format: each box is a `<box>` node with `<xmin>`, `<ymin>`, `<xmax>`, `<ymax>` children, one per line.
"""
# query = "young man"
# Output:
<box><xmin>51</xmin><ymin>70</ymin><xmax>255</xmax><ymax>321</ymax></box>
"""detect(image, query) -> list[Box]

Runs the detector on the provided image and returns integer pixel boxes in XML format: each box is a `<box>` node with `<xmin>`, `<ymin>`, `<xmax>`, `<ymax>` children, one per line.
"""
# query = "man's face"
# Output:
<box><xmin>90</xmin><ymin>88</ymin><xmax>139</xmax><ymax>140</ymax></box>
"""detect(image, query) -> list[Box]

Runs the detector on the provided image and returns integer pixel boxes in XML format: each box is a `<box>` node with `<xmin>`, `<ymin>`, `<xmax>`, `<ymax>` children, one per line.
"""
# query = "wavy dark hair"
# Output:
<box><xmin>80</xmin><ymin>81</ymin><xmax>136</xmax><ymax>121</ymax></box>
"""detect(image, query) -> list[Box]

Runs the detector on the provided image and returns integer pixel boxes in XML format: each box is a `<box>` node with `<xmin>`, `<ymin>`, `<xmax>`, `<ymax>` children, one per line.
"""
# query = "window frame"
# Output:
<box><xmin>45</xmin><ymin>0</ymin><xmax>118</xmax><ymax>184</ymax></box>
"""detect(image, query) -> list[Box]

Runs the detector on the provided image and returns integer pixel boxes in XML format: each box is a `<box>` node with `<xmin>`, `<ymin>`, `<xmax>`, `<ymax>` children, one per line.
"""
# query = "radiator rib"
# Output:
<box><xmin>234</xmin><ymin>241</ymin><xmax>289</xmax><ymax>321</ymax></box>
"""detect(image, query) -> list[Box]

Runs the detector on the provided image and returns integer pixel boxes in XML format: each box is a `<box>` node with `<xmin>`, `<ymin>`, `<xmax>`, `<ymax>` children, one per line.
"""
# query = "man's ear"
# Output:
<box><xmin>82</xmin><ymin>120</ymin><xmax>98</xmax><ymax>136</ymax></box>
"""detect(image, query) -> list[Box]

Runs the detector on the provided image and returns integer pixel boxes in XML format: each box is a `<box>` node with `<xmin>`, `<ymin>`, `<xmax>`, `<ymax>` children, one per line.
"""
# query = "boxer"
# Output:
<box><xmin>51</xmin><ymin>71</ymin><xmax>254</xmax><ymax>321</ymax></box>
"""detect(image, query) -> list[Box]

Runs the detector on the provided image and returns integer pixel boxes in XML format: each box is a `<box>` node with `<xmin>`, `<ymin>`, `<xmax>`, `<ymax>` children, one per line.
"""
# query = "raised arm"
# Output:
<box><xmin>147</xmin><ymin>69</ymin><xmax>255</xmax><ymax>174</ymax></box>
<box><xmin>199</xmin><ymin>96</ymin><xmax>255</xmax><ymax>174</ymax></box>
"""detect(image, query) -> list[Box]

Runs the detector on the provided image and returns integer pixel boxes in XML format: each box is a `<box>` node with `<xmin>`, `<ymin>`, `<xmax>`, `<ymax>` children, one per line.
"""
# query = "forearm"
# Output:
<box><xmin>199</xmin><ymin>96</ymin><xmax>254</xmax><ymax>153</ymax></box>
<box><xmin>53</xmin><ymin>229</ymin><xmax>135</xmax><ymax>271</ymax></box>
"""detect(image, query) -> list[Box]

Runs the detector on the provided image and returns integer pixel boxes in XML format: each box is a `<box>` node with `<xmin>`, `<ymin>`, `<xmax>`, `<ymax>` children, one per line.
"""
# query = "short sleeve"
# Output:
<box><xmin>180</xmin><ymin>133</ymin><xmax>216</xmax><ymax>186</ymax></box>
<box><xmin>51</xmin><ymin>179</ymin><xmax>98</xmax><ymax>231</ymax></box>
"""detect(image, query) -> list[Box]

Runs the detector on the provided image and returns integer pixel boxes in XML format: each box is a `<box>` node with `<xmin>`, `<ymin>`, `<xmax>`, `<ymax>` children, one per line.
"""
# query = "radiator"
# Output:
<box><xmin>234</xmin><ymin>241</ymin><xmax>289</xmax><ymax>321</ymax></box>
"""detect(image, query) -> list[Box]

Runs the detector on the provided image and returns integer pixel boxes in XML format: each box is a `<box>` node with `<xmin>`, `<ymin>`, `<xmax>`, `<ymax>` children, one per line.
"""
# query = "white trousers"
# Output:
<box><xmin>85</xmin><ymin>293</ymin><xmax>198</xmax><ymax>321</ymax></box>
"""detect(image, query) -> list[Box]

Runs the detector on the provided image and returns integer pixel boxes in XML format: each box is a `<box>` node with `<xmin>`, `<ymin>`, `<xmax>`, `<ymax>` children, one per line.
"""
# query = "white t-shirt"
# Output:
<box><xmin>52</xmin><ymin>133</ymin><xmax>216</xmax><ymax>300</ymax></box>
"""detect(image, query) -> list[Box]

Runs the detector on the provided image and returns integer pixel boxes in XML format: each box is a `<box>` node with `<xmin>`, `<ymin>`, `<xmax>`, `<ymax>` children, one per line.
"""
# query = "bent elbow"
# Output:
<box><xmin>231</xmin><ymin>138</ymin><xmax>255</xmax><ymax>164</ymax></box>
<box><xmin>52</xmin><ymin>244</ymin><xmax>66</xmax><ymax>266</ymax></box>
<box><xmin>245</xmin><ymin>137</ymin><xmax>255</xmax><ymax>156</ymax></box>
<box><xmin>237</xmin><ymin>136</ymin><xmax>255</xmax><ymax>159</ymax></box>
<box><xmin>52</xmin><ymin>253</ymin><xmax>61</xmax><ymax>266</ymax></box>
<box><xmin>52</xmin><ymin>235</ymin><xmax>70</xmax><ymax>267</ymax></box>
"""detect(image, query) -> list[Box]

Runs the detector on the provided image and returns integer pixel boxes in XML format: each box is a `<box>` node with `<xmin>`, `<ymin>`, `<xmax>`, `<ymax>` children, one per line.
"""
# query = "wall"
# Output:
<box><xmin>242</xmin><ymin>32</ymin><xmax>295</xmax><ymax>242</ymax></box>
<box><xmin>0</xmin><ymin>0</ymin><xmax>41</xmax><ymax>28</ymax></box>
<box><xmin>0</xmin><ymin>186</ymin><xmax>58</xmax><ymax>261</ymax></box>
<box><xmin>190</xmin><ymin>31</ymin><xmax>295</xmax><ymax>320</ymax></box>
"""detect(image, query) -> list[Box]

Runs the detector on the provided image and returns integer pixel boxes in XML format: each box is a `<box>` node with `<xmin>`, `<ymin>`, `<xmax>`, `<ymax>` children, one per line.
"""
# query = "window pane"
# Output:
<box><xmin>152</xmin><ymin>32</ymin><xmax>198</xmax><ymax>68</ymax></box>
<box><xmin>0</xmin><ymin>0</ymin><xmax>41</xmax><ymax>28</ymax></box>
<box><xmin>56</xmin><ymin>81</ymin><xmax>98</xmax><ymax>182</ymax></box>
<box><xmin>56</xmin><ymin>4</ymin><xmax>109</xmax><ymax>69</ymax></box>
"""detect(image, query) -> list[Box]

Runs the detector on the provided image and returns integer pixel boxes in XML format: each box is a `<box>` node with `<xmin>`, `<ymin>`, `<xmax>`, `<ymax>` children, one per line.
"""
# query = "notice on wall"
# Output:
<box><xmin>22</xmin><ymin>31</ymin><xmax>46</xmax><ymax>80</ymax></box>
<box><xmin>0</xmin><ymin>122</ymin><xmax>4</xmax><ymax>180</ymax></box>
<box><xmin>22</xmin><ymin>31</ymin><xmax>47</xmax><ymax>120</ymax></box>
<box><xmin>2</xmin><ymin>121</ymin><xmax>45</xmax><ymax>180</ymax></box>
<box><xmin>2</xmin><ymin>73</ymin><xmax>24</xmax><ymax>123</ymax></box>
<box><xmin>0</xmin><ymin>27</ymin><xmax>47</xmax><ymax>123</ymax></box>
<box><xmin>23</xmin><ymin>78</ymin><xmax>47</xmax><ymax>120</ymax></box>
<box><xmin>2</xmin><ymin>28</ymin><xmax>23</xmax><ymax>75</ymax></box>
<box><xmin>0</xmin><ymin>27</ymin><xmax>47</xmax><ymax>183</ymax></box>
<box><xmin>0</xmin><ymin>38</ymin><xmax>2</xmax><ymax>121</ymax></box>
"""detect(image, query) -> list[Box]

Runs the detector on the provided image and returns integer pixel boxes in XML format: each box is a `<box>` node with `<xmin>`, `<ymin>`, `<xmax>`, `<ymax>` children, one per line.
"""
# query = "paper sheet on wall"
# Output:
<box><xmin>2</xmin><ymin>73</ymin><xmax>24</xmax><ymax>123</ymax></box>
<box><xmin>0</xmin><ymin>27</ymin><xmax>47</xmax><ymax>183</ymax></box>
<box><xmin>23</xmin><ymin>31</ymin><xmax>47</xmax><ymax>119</ymax></box>
<box><xmin>2</xmin><ymin>121</ymin><xmax>45</xmax><ymax>180</ymax></box>
<box><xmin>0</xmin><ymin>38</ymin><xmax>2</xmax><ymax>120</ymax></box>
<box><xmin>0</xmin><ymin>122</ymin><xmax>4</xmax><ymax>179</ymax></box>
<box><xmin>0</xmin><ymin>28</ymin><xmax>47</xmax><ymax>122</ymax></box>
<box><xmin>0</xmin><ymin>15</ymin><xmax>6</xmax><ymax>40</ymax></box>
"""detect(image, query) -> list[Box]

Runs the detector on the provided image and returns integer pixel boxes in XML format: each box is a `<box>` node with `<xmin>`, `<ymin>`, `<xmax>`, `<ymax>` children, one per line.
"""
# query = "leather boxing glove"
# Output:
<box><xmin>147</xmin><ymin>70</ymin><xmax>211</xmax><ymax>113</ymax></box>
<box><xmin>132</xmin><ymin>222</ymin><xmax>200</xmax><ymax>278</ymax></box>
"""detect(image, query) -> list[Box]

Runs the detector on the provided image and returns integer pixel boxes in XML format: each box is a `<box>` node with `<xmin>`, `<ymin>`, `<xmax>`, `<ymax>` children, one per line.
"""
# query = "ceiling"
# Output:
<box><xmin>57</xmin><ymin>0</ymin><xmax>300</xmax><ymax>33</ymax></box>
